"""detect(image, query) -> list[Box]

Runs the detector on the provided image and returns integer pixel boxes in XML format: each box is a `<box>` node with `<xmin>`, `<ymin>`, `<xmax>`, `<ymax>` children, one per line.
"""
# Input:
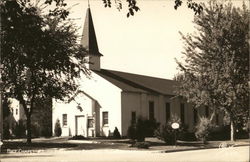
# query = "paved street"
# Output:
<box><xmin>1</xmin><ymin>146</ymin><xmax>249</xmax><ymax>162</ymax></box>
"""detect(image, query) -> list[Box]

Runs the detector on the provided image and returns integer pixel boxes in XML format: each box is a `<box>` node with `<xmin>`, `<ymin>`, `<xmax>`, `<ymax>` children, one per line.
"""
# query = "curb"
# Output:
<box><xmin>162</xmin><ymin>144</ymin><xmax>249</xmax><ymax>153</ymax></box>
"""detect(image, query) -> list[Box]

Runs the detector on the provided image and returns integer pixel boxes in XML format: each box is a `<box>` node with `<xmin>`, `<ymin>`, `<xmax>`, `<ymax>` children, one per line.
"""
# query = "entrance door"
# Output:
<box><xmin>75</xmin><ymin>116</ymin><xmax>86</xmax><ymax>136</ymax></box>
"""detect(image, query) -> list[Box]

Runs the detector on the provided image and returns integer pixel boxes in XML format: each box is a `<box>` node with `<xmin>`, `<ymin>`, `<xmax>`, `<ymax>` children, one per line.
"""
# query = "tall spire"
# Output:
<box><xmin>81</xmin><ymin>7</ymin><xmax>102</xmax><ymax>56</ymax></box>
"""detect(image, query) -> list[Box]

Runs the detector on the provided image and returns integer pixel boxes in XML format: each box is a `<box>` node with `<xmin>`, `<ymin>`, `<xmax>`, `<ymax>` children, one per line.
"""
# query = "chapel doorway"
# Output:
<box><xmin>75</xmin><ymin>115</ymin><xmax>86</xmax><ymax>136</ymax></box>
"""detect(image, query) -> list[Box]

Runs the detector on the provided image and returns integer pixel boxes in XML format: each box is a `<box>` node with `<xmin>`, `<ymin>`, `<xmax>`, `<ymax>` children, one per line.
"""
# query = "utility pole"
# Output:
<box><xmin>0</xmin><ymin>77</ymin><xmax>2</xmax><ymax>152</ymax></box>
<box><xmin>0</xmin><ymin>0</ymin><xmax>3</xmax><ymax>152</ymax></box>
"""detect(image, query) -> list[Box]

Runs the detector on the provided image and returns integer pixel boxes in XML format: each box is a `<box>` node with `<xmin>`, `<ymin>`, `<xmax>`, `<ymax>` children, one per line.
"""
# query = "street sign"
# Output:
<box><xmin>171</xmin><ymin>122</ymin><xmax>180</xmax><ymax>129</ymax></box>
<box><xmin>171</xmin><ymin>122</ymin><xmax>180</xmax><ymax>148</ymax></box>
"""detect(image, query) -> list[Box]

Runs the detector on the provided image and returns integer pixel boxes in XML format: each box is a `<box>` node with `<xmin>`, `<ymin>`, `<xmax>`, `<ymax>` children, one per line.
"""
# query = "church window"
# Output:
<box><xmin>165</xmin><ymin>103</ymin><xmax>170</xmax><ymax>123</ymax></box>
<box><xmin>88</xmin><ymin>119</ymin><xmax>94</xmax><ymax>128</ymax></box>
<box><xmin>62</xmin><ymin>114</ymin><xmax>67</xmax><ymax>126</ymax></box>
<box><xmin>131</xmin><ymin>111</ymin><xmax>136</xmax><ymax>124</ymax></box>
<box><xmin>193</xmin><ymin>108</ymin><xmax>198</xmax><ymax>125</ymax></box>
<box><xmin>149</xmin><ymin>101</ymin><xmax>154</xmax><ymax>120</ymax></box>
<box><xmin>16</xmin><ymin>108</ymin><xmax>18</xmax><ymax>115</ymax></box>
<box><xmin>180</xmin><ymin>103</ymin><xmax>185</xmax><ymax>124</ymax></box>
<box><xmin>103</xmin><ymin>112</ymin><xmax>108</xmax><ymax>126</ymax></box>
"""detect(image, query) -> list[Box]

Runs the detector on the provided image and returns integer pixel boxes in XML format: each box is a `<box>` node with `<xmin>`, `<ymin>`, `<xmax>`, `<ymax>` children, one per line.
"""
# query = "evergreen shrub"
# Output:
<box><xmin>54</xmin><ymin>119</ymin><xmax>62</xmax><ymax>137</ymax></box>
<box><xmin>113</xmin><ymin>127</ymin><xmax>121</xmax><ymax>139</ymax></box>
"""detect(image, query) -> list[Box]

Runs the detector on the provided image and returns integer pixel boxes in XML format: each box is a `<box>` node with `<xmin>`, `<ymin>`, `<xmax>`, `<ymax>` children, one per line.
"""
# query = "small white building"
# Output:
<box><xmin>52</xmin><ymin>7</ymin><xmax>223</xmax><ymax>137</ymax></box>
<box><xmin>9</xmin><ymin>98</ymin><xmax>26</xmax><ymax>122</ymax></box>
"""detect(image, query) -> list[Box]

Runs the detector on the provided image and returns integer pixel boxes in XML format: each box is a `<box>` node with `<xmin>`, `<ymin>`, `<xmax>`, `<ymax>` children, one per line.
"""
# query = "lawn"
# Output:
<box><xmin>1</xmin><ymin>137</ymin><xmax>249</xmax><ymax>153</ymax></box>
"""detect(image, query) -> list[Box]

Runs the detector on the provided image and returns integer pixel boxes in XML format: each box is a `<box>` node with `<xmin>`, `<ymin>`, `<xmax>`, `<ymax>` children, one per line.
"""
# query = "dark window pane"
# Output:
<box><xmin>103</xmin><ymin>112</ymin><xmax>108</xmax><ymax>125</ymax></box>
<box><xmin>88</xmin><ymin>119</ymin><xmax>94</xmax><ymax>128</ymax></box>
<box><xmin>149</xmin><ymin>101</ymin><xmax>154</xmax><ymax>120</ymax></box>
<box><xmin>193</xmin><ymin>108</ymin><xmax>198</xmax><ymax>125</ymax></box>
<box><xmin>180</xmin><ymin>103</ymin><xmax>185</xmax><ymax>124</ymax></box>
<box><xmin>166</xmin><ymin>103</ymin><xmax>170</xmax><ymax>123</ymax></box>
<box><xmin>131</xmin><ymin>111</ymin><xmax>136</xmax><ymax>124</ymax></box>
<box><xmin>62</xmin><ymin>114</ymin><xmax>67</xmax><ymax>126</ymax></box>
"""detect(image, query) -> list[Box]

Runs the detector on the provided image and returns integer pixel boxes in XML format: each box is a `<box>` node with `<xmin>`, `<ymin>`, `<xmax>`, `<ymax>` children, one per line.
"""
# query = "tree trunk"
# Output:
<box><xmin>17</xmin><ymin>92</ymin><xmax>34</xmax><ymax>144</ymax></box>
<box><xmin>26</xmin><ymin>114</ymin><xmax>32</xmax><ymax>144</ymax></box>
<box><xmin>230</xmin><ymin>120</ymin><xmax>235</xmax><ymax>141</ymax></box>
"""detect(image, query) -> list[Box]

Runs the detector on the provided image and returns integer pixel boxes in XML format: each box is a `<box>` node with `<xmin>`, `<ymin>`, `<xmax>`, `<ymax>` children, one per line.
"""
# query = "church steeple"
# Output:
<box><xmin>81</xmin><ymin>7</ymin><xmax>102</xmax><ymax>71</ymax></box>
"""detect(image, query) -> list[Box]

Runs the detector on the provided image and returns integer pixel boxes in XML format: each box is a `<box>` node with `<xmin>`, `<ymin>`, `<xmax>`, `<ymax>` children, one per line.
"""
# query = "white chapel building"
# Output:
<box><xmin>52</xmin><ymin>7</ymin><xmax>223</xmax><ymax>137</ymax></box>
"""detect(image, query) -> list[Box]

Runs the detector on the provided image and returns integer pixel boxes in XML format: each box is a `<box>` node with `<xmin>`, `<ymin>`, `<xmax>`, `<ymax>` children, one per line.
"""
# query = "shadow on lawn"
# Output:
<box><xmin>4</xmin><ymin>141</ymin><xmax>78</xmax><ymax>150</ymax></box>
<box><xmin>3</xmin><ymin>140</ymin><xmax>130</xmax><ymax>151</ymax></box>
<box><xmin>4</xmin><ymin>138</ymin><xmax>229</xmax><ymax>151</ymax></box>
<box><xmin>68</xmin><ymin>138</ymin><xmax>204</xmax><ymax>149</ymax></box>
<box><xmin>1</xmin><ymin>154</ymin><xmax>54</xmax><ymax>159</ymax></box>
<box><xmin>67</xmin><ymin>143</ymin><xmax>128</xmax><ymax>150</ymax></box>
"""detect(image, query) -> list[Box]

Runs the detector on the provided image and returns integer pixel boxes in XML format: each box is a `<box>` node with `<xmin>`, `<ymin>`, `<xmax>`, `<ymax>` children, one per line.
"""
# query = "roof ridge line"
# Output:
<box><xmin>99</xmin><ymin>69</ymin><xmax>162</xmax><ymax>95</ymax></box>
<box><xmin>102</xmin><ymin>68</ymin><xmax>174</xmax><ymax>81</ymax></box>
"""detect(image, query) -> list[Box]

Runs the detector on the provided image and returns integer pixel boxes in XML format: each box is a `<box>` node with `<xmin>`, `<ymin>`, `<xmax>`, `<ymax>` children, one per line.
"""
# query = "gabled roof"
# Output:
<box><xmin>93</xmin><ymin>69</ymin><xmax>178</xmax><ymax>96</ymax></box>
<box><xmin>81</xmin><ymin>7</ymin><xmax>102</xmax><ymax>56</ymax></box>
<box><xmin>68</xmin><ymin>90</ymin><xmax>101</xmax><ymax>108</ymax></box>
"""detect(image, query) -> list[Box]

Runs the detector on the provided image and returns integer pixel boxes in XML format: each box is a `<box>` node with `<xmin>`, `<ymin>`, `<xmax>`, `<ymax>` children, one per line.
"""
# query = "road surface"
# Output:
<box><xmin>1</xmin><ymin>146</ymin><xmax>249</xmax><ymax>162</ymax></box>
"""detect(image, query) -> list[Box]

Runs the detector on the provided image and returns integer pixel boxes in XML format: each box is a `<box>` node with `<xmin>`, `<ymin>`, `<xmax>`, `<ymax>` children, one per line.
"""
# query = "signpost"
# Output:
<box><xmin>171</xmin><ymin>122</ymin><xmax>180</xmax><ymax>148</ymax></box>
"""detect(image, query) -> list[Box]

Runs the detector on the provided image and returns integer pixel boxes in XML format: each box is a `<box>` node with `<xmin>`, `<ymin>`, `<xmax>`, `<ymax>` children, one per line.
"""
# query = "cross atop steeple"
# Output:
<box><xmin>87</xmin><ymin>0</ymin><xmax>90</xmax><ymax>8</ymax></box>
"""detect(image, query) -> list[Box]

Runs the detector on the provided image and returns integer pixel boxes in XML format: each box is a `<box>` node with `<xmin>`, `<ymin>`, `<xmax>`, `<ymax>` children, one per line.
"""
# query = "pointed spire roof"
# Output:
<box><xmin>81</xmin><ymin>7</ymin><xmax>102</xmax><ymax>56</ymax></box>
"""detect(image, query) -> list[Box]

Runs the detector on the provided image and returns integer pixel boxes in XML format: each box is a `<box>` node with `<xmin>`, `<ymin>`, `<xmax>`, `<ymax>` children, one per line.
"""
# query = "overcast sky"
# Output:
<box><xmin>65</xmin><ymin>0</ymin><xmax>247</xmax><ymax>79</ymax></box>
